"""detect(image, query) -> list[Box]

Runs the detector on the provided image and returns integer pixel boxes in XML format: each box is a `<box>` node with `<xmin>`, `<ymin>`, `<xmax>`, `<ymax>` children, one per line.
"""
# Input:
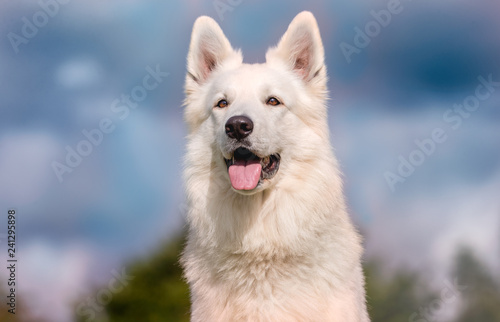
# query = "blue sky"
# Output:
<box><xmin>0</xmin><ymin>0</ymin><xmax>499</xmax><ymax>320</ymax></box>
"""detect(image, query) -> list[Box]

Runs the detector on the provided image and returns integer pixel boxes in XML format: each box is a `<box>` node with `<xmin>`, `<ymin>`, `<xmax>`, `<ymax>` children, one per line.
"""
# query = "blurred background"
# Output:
<box><xmin>0</xmin><ymin>0</ymin><xmax>499</xmax><ymax>321</ymax></box>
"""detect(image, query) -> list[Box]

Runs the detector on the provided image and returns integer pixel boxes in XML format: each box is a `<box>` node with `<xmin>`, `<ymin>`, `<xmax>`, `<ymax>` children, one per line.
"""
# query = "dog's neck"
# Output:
<box><xmin>191</xmin><ymin>177</ymin><xmax>347</xmax><ymax>252</ymax></box>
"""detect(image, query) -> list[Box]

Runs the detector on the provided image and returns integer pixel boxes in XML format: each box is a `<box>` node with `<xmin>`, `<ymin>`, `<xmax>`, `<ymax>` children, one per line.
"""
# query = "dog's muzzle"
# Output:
<box><xmin>224</xmin><ymin>147</ymin><xmax>280</xmax><ymax>191</ymax></box>
<box><xmin>223</xmin><ymin>115</ymin><xmax>280</xmax><ymax>191</ymax></box>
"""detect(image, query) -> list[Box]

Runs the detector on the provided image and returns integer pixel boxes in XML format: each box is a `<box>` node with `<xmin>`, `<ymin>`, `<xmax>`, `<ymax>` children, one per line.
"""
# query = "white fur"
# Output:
<box><xmin>181</xmin><ymin>11</ymin><xmax>369</xmax><ymax>321</ymax></box>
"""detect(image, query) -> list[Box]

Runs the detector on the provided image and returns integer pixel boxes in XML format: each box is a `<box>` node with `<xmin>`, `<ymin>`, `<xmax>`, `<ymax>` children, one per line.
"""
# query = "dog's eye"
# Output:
<box><xmin>266</xmin><ymin>97</ymin><xmax>281</xmax><ymax>106</ymax></box>
<box><xmin>216</xmin><ymin>99</ymin><xmax>228</xmax><ymax>108</ymax></box>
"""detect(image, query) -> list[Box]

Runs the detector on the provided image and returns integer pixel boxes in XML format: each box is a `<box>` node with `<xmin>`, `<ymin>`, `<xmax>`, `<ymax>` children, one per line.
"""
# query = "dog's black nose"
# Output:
<box><xmin>225</xmin><ymin>115</ymin><xmax>253</xmax><ymax>140</ymax></box>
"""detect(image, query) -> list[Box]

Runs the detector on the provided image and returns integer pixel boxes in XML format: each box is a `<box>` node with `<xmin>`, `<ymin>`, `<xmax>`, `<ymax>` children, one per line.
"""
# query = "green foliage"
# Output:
<box><xmin>97</xmin><ymin>235</ymin><xmax>190</xmax><ymax>322</ymax></box>
<box><xmin>365</xmin><ymin>260</ymin><xmax>436</xmax><ymax>322</ymax></box>
<box><xmin>453</xmin><ymin>247</ymin><xmax>500</xmax><ymax>322</ymax></box>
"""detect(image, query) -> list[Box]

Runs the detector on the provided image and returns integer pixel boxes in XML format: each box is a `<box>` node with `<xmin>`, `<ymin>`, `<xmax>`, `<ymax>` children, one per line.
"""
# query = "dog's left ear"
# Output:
<box><xmin>266</xmin><ymin>11</ymin><xmax>325</xmax><ymax>84</ymax></box>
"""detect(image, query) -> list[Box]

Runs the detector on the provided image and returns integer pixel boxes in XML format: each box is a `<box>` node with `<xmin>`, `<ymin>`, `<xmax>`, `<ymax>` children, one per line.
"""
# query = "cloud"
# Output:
<box><xmin>55</xmin><ymin>58</ymin><xmax>103</xmax><ymax>89</ymax></box>
<box><xmin>0</xmin><ymin>132</ymin><xmax>60</xmax><ymax>205</ymax></box>
<box><xmin>334</xmin><ymin>102</ymin><xmax>500</xmax><ymax>277</ymax></box>
<box><xmin>8</xmin><ymin>241</ymin><xmax>92</xmax><ymax>322</ymax></box>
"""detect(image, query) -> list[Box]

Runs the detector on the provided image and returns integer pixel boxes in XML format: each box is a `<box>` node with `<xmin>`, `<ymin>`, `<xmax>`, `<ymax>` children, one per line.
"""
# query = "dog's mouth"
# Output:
<box><xmin>224</xmin><ymin>147</ymin><xmax>280</xmax><ymax>191</ymax></box>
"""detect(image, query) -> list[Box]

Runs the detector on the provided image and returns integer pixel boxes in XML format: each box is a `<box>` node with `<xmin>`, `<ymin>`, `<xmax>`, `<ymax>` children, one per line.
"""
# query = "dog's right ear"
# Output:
<box><xmin>184</xmin><ymin>16</ymin><xmax>241</xmax><ymax>132</ymax></box>
<box><xmin>186</xmin><ymin>16</ymin><xmax>240</xmax><ymax>85</ymax></box>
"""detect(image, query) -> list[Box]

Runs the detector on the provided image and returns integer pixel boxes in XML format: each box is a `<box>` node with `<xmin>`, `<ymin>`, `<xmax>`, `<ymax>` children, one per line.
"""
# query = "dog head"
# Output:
<box><xmin>184</xmin><ymin>11</ymin><xmax>329</xmax><ymax>195</ymax></box>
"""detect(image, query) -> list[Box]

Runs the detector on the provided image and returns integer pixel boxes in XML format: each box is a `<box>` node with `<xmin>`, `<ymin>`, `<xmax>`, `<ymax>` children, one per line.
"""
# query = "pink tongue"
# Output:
<box><xmin>228</xmin><ymin>159</ymin><xmax>262</xmax><ymax>190</ymax></box>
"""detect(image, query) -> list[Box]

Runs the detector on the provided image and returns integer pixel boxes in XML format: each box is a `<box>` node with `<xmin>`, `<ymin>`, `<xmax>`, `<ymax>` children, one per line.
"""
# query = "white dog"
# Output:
<box><xmin>181</xmin><ymin>11</ymin><xmax>369</xmax><ymax>321</ymax></box>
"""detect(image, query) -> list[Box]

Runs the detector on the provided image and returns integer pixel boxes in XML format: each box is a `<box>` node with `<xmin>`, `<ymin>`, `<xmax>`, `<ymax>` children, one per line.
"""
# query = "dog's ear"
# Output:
<box><xmin>186</xmin><ymin>16</ymin><xmax>240</xmax><ymax>85</ymax></box>
<box><xmin>184</xmin><ymin>16</ymin><xmax>241</xmax><ymax>132</ymax></box>
<box><xmin>266</xmin><ymin>11</ymin><xmax>325</xmax><ymax>84</ymax></box>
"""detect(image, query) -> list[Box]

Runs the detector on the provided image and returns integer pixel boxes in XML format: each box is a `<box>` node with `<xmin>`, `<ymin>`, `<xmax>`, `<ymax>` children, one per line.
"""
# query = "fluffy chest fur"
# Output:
<box><xmin>183</xmin><ymin>224</ymin><xmax>365</xmax><ymax>321</ymax></box>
